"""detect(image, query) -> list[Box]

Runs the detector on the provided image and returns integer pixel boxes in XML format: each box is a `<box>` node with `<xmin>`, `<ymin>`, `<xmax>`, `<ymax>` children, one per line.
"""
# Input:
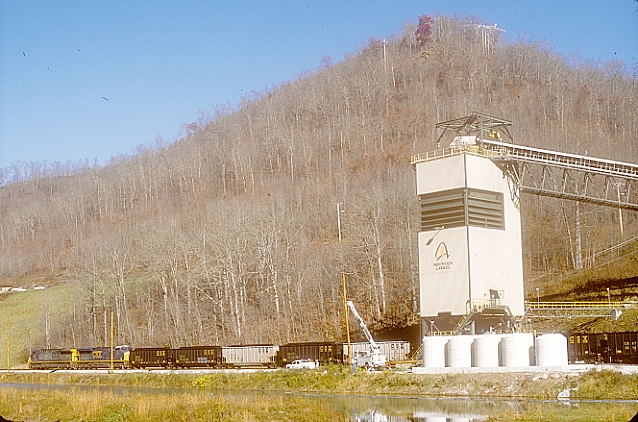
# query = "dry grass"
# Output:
<box><xmin>0</xmin><ymin>388</ymin><xmax>343</xmax><ymax>421</ymax></box>
<box><xmin>487</xmin><ymin>404</ymin><xmax>637</xmax><ymax>422</ymax></box>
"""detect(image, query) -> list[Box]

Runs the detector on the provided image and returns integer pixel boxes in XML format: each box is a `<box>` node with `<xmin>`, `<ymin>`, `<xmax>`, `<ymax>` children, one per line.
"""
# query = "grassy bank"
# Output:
<box><xmin>190</xmin><ymin>367</ymin><xmax>638</xmax><ymax>400</ymax></box>
<box><xmin>486</xmin><ymin>405</ymin><xmax>637</xmax><ymax>422</ymax></box>
<box><xmin>0</xmin><ymin>285</ymin><xmax>71</xmax><ymax>368</ymax></box>
<box><xmin>1</xmin><ymin>367</ymin><xmax>637</xmax><ymax>400</ymax></box>
<box><xmin>0</xmin><ymin>388</ymin><xmax>342</xmax><ymax>422</ymax></box>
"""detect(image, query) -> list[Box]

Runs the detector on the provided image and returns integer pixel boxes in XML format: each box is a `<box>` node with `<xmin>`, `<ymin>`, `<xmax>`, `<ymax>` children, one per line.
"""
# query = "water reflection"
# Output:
<box><xmin>353</xmin><ymin>416</ymin><xmax>485</xmax><ymax>422</ymax></box>
<box><xmin>341</xmin><ymin>396</ymin><xmax>496</xmax><ymax>421</ymax></box>
<box><xmin>353</xmin><ymin>413</ymin><xmax>480</xmax><ymax>422</ymax></box>
<box><xmin>352</xmin><ymin>410</ymin><xmax>483</xmax><ymax>421</ymax></box>
<box><xmin>344</xmin><ymin>396</ymin><xmax>638</xmax><ymax>422</ymax></box>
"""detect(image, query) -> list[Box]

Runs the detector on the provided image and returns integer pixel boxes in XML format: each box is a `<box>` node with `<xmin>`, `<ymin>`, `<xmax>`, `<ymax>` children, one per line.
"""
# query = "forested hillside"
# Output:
<box><xmin>1</xmin><ymin>17</ymin><xmax>637</xmax><ymax>351</ymax></box>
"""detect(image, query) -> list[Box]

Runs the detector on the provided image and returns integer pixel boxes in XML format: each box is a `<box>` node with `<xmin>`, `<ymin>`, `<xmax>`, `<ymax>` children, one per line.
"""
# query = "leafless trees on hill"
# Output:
<box><xmin>1</xmin><ymin>16</ymin><xmax>636</xmax><ymax>350</ymax></box>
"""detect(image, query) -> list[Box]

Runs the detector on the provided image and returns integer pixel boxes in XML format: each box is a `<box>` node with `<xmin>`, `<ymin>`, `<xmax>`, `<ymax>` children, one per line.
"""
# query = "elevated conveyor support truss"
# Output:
<box><xmin>475</xmin><ymin>139</ymin><xmax>638</xmax><ymax>211</ymax></box>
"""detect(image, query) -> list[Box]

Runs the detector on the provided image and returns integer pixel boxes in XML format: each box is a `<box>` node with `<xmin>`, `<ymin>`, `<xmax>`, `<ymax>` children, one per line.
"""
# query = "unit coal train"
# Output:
<box><xmin>28</xmin><ymin>341</ymin><xmax>411</xmax><ymax>369</ymax></box>
<box><xmin>568</xmin><ymin>332</ymin><xmax>638</xmax><ymax>364</ymax></box>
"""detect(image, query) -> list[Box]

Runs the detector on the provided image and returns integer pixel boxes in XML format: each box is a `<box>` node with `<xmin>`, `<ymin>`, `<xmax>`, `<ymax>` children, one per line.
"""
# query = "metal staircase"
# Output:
<box><xmin>451</xmin><ymin>311</ymin><xmax>477</xmax><ymax>334</ymax></box>
<box><xmin>409</xmin><ymin>344</ymin><xmax>422</xmax><ymax>361</ymax></box>
<box><xmin>450</xmin><ymin>300</ymin><xmax>521</xmax><ymax>334</ymax></box>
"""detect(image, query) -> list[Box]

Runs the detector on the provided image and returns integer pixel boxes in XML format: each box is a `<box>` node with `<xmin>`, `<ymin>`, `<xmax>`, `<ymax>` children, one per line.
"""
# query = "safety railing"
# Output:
<box><xmin>428</xmin><ymin>331</ymin><xmax>456</xmax><ymax>336</ymax></box>
<box><xmin>526</xmin><ymin>301</ymin><xmax>636</xmax><ymax>310</ymax></box>
<box><xmin>468</xmin><ymin>298</ymin><xmax>507</xmax><ymax>312</ymax></box>
<box><xmin>411</xmin><ymin>145</ymin><xmax>502</xmax><ymax>164</ymax></box>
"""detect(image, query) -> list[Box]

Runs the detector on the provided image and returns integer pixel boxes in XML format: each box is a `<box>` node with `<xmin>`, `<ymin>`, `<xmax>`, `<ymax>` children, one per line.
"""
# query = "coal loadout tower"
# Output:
<box><xmin>412</xmin><ymin>113</ymin><xmax>638</xmax><ymax>335</ymax></box>
<box><xmin>414</xmin><ymin>114</ymin><xmax>523</xmax><ymax>334</ymax></box>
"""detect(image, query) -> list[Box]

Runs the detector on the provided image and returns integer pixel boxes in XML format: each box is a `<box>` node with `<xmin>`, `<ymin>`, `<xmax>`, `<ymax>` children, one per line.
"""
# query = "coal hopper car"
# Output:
<box><xmin>568</xmin><ymin>332</ymin><xmax>638</xmax><ymax>364</ymax></box>
<box><xmin>222</xmin><ymin>344</ymin><xmax>278</xmax><ymax>368</ymax></box>
<box><xmin>173</xmin><ymin>346</ymin><xmax>224</xmax><ymax>368</ymax></box>
<box><xmin>277</xmin><ymin>342</ymin><xmax>344</xmax><ymax>366</ymax></box>
<box><xmin>128</xmin><ymin>347</ymin><xmax>172</xmax><ymax>368</ymax></box>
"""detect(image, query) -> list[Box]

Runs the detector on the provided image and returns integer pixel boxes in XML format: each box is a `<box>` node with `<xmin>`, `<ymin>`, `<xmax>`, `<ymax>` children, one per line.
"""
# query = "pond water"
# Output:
<box><xmin>314</xmin><ymin>394</ymin><xmax>637</xmax><ymax>421</ymax></box>
<box><xmin>1</xmin><ymin>382</ymin><xmax>636</xmax><ymax>421</ymax></box>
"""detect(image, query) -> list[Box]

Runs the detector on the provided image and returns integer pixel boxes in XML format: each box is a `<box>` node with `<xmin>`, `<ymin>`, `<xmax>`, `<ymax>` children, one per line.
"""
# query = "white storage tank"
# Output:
<box><xmin>422</xmin><ymin>336</ymin><xmax>449</xmax><ymax>368</ymax></box>
<box><xmin>535</xmin><ymin>334</ymin><xmax>568</xmax><ymax>366</ymax></box>
<box><xmin>501</xmin><ymin>333</ymin><xmax>535</xmax><ymax>367</ymax></box>
<box><xmin>447</xmin><ymin>335</ymin><xmax>475</xmax><ymax>368</ymax></box>
<box><xmin>472</xmin><ymin>334</ymin><xmax>502</xmax><ymax>367</ymax></box>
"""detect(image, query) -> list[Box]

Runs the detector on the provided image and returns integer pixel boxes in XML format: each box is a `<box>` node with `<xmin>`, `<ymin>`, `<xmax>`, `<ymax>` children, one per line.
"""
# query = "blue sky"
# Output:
<box><xmin>1</xmin><ymin>1</ymin><xmax>636</xmax><ymax>169</ymax></box>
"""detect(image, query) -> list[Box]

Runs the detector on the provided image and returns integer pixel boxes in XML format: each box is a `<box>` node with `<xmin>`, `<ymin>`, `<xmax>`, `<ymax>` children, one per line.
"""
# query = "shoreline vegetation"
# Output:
<box><xmin>2</xmin><ymin>367</ymin><xmax>637</xmax><ymax>400</ymax></box>
<box><xmin>0</xmin><ymin>368</ymin><xmax>636</xmax><ymax>421</ymax></box>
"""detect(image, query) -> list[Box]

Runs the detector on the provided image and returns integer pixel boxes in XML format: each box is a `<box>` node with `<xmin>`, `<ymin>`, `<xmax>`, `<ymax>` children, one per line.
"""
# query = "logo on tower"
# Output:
<box><xmin>433</xmin><ymin>242</ymin><xmax>453</xmax><ymax>270</ymax></box>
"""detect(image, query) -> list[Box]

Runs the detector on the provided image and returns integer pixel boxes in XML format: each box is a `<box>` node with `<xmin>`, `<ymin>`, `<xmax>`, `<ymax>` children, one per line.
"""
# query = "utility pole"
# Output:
<box><xmin>336</xmin><ymin>203</ymin><xmax>343</xmax><ymax>243</ymax></box>
<box><xmin>336</xmin><ymin>202</ymin><xmax>351</xmax><ymax>363</ymax></box>
<box><xmin>110</xmin><ymin>311</ymin><xmax>114</xmax><ymax>371</ymax></box>
<box><xmin>536</xmin><ymin>287</ymin><xmax>540</xmax><ymax>305</ymax></box>
<box><xmin>44</xmin><ymin>288</ymin><xmax>51</xmax><ymax>349</ymax></box>
<box><xmin>382</xmin><ymin>39</ymin><xmax>387</xmax><ymax>72</ymax></box>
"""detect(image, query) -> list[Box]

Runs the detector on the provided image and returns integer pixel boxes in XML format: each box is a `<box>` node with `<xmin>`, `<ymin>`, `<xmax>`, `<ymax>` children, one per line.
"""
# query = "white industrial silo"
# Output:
<box><xmin>501</xmin><ymin>333</ymin><xmax>534</xmax><ymax>367</ymax></box>
<box><xmin>472</xmin><ymin>334</ymin><xmax>502</xmax><ymax>367</ymax></box>
<box><xmin>446</xmin><ymin>335</ymin><xmax>475</xmax><ymax>367</ymax></box>
<box><xmin>422</xmin><ymin>336</ymin><xmax>450</xmax><ymax>368</ymax></box>
<box><xmin>535</xmin><ymin>334</ymin><xmax>568</xmax><ymax>366</ymax></box>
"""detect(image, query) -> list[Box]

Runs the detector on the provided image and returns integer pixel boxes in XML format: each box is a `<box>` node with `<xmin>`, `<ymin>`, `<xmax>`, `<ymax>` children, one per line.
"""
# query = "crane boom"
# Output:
<box><xmin>346</xmin><ymin>301</ymin><xmax>379</xmax><ymax>351</ymax></box>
